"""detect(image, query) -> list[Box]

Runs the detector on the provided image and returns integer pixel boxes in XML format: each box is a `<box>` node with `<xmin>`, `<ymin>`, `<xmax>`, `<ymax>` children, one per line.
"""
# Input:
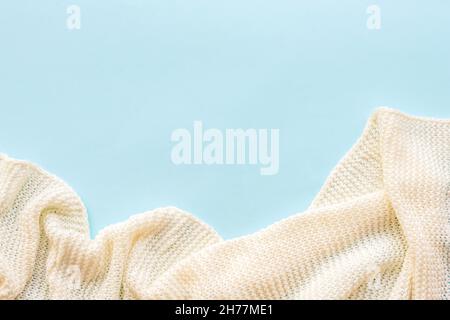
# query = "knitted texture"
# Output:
<box><xmin>0</xmin><ymin>108</ymin><xmax>449</xmax><ymax>300</ymax></box>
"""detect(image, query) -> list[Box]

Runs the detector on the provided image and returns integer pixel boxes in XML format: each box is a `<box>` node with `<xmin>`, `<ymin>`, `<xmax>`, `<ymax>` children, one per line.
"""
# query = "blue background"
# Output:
<box><xmin>1</xmin><ymin>1</ymin><xmax>449</xmax><ymax>239</ymax></box>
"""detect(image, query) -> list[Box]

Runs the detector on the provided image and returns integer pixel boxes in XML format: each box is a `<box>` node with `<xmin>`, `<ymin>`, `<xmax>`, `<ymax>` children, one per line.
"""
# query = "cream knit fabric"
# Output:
<box><xmin>0</xmin><ymin>108</ymin><xmax>449</xmax><ymax>300</ymax></box>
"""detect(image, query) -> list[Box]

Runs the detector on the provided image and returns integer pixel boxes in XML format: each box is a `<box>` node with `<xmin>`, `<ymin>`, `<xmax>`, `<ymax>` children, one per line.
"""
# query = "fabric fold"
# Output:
<box><xmin>0</xmin><ymin>107</ymin><xmax>449</xmax><ymax>300</ymax></box>
<box><xmin>0</xmin><ymin>155</ymin><xmax>221</xmax><ymax>299</ymax></box>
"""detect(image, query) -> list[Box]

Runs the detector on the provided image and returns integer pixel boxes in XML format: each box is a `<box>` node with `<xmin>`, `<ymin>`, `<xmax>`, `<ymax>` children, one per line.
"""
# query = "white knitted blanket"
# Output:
<box><xmin>0</xmin><ymin>108</ymin><xmax>448</xmax><ymax>300</ymax></box>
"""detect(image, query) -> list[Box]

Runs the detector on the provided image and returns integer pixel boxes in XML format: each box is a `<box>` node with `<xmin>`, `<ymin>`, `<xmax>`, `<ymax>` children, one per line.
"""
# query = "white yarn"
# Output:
<box><xmin>0</xmin><ymin>108</ymin><xmax>448</xmax><ymax>300</ymax></box>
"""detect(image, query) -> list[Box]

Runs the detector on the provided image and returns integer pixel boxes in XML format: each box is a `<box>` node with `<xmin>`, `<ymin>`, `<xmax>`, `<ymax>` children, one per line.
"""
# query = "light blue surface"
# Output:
<box><xmin>1</xmin><ymin>1</ymin><xmax>450</xmax><ymax>239</ymax></box>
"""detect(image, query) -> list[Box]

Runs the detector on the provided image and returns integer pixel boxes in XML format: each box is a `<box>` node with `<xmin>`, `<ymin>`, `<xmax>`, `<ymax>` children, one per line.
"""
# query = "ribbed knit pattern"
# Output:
<box><xmin>0</xmin><ymin>108</ymin><xmax>449</xmax><ymax>300</ymax></box>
